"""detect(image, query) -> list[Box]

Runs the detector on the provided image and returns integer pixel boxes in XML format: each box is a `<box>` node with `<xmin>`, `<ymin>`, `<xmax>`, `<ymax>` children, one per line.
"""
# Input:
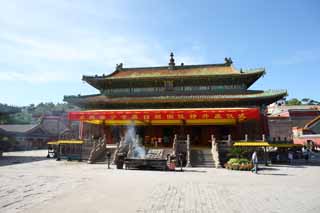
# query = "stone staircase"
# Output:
<box><xmin>190</xmin><ymin>148</ymin><xmax>215</xmax><ymax>167</ymax></box>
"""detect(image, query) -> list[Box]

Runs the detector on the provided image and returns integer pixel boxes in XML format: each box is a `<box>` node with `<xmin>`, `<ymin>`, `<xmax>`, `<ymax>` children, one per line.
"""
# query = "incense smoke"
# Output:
<box><xmin>124</xmin><ymin>125</ymin><xmax>146</xmax><ymax>158</ymax></box>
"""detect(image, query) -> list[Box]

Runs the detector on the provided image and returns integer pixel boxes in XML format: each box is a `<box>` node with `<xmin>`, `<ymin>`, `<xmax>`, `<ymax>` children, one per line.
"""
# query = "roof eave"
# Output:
<box><xmin>82</xmin><ymin>69</ymin><xmax>266</xmax><ymax>90</ymax></box>
<box><xmin>244</xmin><ymin>69</ymin><xmax>266</xmax><ymax>89</ymax></box>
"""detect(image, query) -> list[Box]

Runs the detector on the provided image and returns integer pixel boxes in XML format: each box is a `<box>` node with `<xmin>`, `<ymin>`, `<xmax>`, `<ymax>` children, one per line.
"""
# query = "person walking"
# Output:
<box><xmin>251</xmin><ymin>151</ymin><xmax>258</xmax><ymax>174</ymax></box>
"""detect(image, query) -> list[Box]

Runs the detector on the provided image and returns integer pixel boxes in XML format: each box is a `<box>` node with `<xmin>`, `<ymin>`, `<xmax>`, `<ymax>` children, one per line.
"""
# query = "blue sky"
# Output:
<box><xmin>0</xmin><ymin>0</ymin><xmax>319</xmax><ymax>106</ymax></box>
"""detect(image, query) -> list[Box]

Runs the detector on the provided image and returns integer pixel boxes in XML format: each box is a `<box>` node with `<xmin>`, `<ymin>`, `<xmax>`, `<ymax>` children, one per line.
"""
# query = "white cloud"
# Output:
<box><xmin>0</xmin><ymin>0</ymin><xmax>203</xmax><ymax>86</ymax></box>
<box><xmin>0</xmin><ymin>30</ymin><xmax>202</xmax><ymax>84</ymax></box>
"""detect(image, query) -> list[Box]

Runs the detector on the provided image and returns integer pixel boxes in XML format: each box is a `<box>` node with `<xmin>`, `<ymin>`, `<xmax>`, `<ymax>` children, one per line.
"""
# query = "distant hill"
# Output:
<box><xmin>286</xmin><ymin>98</ymin><xmax>319</xmax><ymax>106</ymax></box>
<box><xmin>0</xmin><ymin>104</ymin><xmax>20</xmax><ymax>115</ymax></box>
<box><xmin>0</xmin><ymin>102</ymin><xmax>79</xmax><ymax>124</ymax></box>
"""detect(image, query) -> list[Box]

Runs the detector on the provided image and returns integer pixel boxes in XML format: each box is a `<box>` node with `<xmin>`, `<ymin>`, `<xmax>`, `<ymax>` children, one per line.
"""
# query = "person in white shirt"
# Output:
<box><xmin>251</xmin><ymin>151</ymin><xmax>258</xmax><ymax>174</ymax></box>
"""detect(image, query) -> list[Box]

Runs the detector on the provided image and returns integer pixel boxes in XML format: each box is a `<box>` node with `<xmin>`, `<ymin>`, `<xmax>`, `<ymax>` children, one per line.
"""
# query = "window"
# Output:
<box><xmin>164</xmin><ymin>80</ymin><xmax>174</xmax><ymax>91</ymax></box>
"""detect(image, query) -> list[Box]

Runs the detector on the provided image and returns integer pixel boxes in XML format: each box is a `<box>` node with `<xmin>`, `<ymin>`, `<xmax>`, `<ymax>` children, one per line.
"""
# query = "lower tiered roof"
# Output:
<box><xmin>64</xmin><ymin>90</ymin><xmax>287</xmax><ymax>109</ymax></box>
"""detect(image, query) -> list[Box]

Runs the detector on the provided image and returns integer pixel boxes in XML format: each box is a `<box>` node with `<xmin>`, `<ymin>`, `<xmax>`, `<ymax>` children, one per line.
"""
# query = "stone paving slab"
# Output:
<box><xmin>1</xmin><ymin>150</ymin><xmax>320</xmax><ymax>213</ymax></box>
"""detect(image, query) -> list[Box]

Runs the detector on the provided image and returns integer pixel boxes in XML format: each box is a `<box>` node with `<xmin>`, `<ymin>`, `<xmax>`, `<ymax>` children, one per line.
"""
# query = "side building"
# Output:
<box><xmin>268</xmin><ymin>105</ymin><xmax>320</xmax><ymax>141</ymax></box>
<box><xmin>0</xmin><ymin>115</ymin><xmax>68</xmax><ymax>150</ymax></box>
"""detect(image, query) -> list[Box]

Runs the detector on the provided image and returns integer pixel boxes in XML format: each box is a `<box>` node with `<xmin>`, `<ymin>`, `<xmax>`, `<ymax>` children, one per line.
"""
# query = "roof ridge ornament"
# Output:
<box><xmin>168</xmin><ymin>52</ymin><xmax>175</xmax><ymax>70</ymax></box>
<box><xmin>116</xmin><ymin>63</ymin><xmax>123</xmax><ymax>71</ymax></box>
<box><xmin>224</xmin><ymin>57</ymin><xmax>233</xmax><ymax>66</ymax></box>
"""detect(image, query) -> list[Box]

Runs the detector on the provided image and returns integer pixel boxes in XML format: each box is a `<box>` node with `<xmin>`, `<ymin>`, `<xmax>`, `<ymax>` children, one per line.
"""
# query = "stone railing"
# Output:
<box><xmin>237</xmin><ymin>134</ymin><xmax>266</xmax><ymax>142</ymax></box>
<box><xmin>172</xmin><ymin>134</ymin><xmax>191</xmax><ymax>167</ymax></box>
<box><xmin>88</xmin><ymin>136</ymin><xmax>107</xmax><ymax>164</ymax></box>
<box><xmin>186</xmin><ymin>135</ymin><xmax>191</xmax><ymax>167</ymax></box>
<box><xmin>211</xmin><ymin>135</ymin><xmax>221</xmax><ymax>168</ymax></box>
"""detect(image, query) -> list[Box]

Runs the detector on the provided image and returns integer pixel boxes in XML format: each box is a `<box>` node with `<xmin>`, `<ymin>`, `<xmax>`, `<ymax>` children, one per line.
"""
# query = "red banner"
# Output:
<box><xmin>68</xmin><ymin>108</ymin><xmax>260</xmax><ymax>121</ymax></box>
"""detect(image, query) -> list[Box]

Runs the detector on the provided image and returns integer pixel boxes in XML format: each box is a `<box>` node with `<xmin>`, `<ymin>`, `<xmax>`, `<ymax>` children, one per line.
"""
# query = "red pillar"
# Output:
<box><xmin>260</xmin><ymin>112</ymin><xmax>269</xmax><ymax>139</ymax></box>
<box><xmin>79</xmin><ymin>121</ymin><xmax>84</xmax><ymax>140</ymax></box>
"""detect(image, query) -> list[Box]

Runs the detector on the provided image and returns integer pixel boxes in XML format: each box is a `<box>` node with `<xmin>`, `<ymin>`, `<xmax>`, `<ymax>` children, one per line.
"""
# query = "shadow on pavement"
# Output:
<box><xmin>257</xmin><ymin>173</ymin><xmax>289</xmax><ymax>176</ymax></box>
<box><xmin>258</xmin><ymin>167</ymin><xmax>280</xmax><ymax>171</ymax></box>
<box><xmin>271</xmin><ymin>161</ymin><xmax>320</xmax><ymax>168</ymax></box>
<box><xmin>180</xmin><ymin>169</ymin><xmax>207</xmax><ymax>173</ymax></box>
<box><xmin>0</xmin><ymin>156</ymin><xmax>49</xmax><ymax>167</ymax></box>
<box><xmin>123</xmin><ymin>168</ymin><xmax>207</xmax><ymax>173</ymax></box>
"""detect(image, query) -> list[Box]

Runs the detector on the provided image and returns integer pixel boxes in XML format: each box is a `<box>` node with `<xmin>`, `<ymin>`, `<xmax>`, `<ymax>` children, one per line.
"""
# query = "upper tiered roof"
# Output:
<box><xmin>82</xmin><ymin>55</ymin><xmax>265</xmax><ymax>90</ymax></box>
<box><xmin>64</xmin><ymin>53</ymin><xmax>287</xmax><ymax>109</ymax></box>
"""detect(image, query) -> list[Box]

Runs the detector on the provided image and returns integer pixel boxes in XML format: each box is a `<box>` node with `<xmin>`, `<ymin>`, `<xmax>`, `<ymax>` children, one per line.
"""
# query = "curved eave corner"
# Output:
<box><xmin>243</xmin><ymin>68</ymin><xmax>266</xmax><ymax>89</ymax></box>
<box><xmin>63</xmin><ymin>94</ymin><xmax>101</xmax><ymax>105</ymax></box>
<box><xmin>81</xmin><ymin>75</ymin><xmax>102</xmax><ymax>90</ymax></box>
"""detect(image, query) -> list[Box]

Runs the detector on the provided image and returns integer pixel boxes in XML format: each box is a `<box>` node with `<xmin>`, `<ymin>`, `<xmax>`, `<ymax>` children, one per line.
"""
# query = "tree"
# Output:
<box><xmin>286</xmin><ymin>98</ymin><xmax>302</xmax><ymax>106</ymax></box>
<box><xmin>1</xmin><ymin>102</ymin><xmax>79</xmax><ymax>124</ymax></box>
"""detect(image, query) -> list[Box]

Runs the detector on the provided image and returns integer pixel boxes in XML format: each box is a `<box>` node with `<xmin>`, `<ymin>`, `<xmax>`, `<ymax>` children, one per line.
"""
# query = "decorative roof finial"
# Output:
<box><xmin>224</xmin><ymin>57</ymin><xmax>233</xmax><ymax>65</ymax></box>
<box><xmin>116</xmin><ymin>63</ymin><xmax>123</xmax><ymax>71</ymax></box>
<box><xmin>168</xmin><ymin>52</ymin><xmax>175</xmax><ymax>70</ymax></box>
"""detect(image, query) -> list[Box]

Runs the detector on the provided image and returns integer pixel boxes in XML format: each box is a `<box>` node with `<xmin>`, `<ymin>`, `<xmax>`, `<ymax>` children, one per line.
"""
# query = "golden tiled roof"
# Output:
<box><xmin>108</xmin><ymin>65</ymin><xmax>238</xmax><ymax>79</ymax></box>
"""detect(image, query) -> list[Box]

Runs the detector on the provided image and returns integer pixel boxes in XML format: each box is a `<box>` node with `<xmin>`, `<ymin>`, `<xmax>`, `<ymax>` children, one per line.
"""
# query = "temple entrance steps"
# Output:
<box><xmin>190</xmin><ymin>148</ymin><xmax>215</xmax><ymax>167</ymax></box>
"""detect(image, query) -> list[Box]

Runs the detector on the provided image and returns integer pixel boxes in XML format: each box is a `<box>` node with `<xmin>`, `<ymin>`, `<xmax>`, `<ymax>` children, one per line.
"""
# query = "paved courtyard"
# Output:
<box><xmin>1</xmin><ymin>150</ymin><xmax>320</xmax><ymax>213</ymax></box>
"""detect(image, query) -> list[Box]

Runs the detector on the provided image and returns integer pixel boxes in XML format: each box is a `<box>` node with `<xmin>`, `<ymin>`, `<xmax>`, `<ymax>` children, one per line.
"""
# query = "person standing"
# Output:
<box><xmin>303</xmin><ymin>147</ymin><xmax>309</xmax><ymax>162</ymax></box>
<box><xmin>251</xmin><ymin>151</ymin><xmax>258</xmax><ymax>174</ymax></box>
<box><xmin>288</xmin><ymin>151</ymin><xmax>293</xmax><ymax>164</ymax></box>
<box><xmin>305</xmin><ymin>149</ymin><xmax>310</xmax><ymax>162</ymax></box>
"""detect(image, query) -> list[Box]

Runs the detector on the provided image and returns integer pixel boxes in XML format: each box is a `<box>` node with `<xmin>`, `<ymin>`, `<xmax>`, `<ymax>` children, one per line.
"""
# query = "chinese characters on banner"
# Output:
<box><xmin>69</xmin><ymin>108</ymin><xmax>260</xmax><ymax>121</ymax></box>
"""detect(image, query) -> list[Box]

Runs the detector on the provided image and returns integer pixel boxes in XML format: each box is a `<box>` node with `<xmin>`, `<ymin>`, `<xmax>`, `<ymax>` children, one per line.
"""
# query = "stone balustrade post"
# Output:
<box><xmin>227</xmin><ymin>134</ymin><xmax>232</xmax><ymax>146</ymax></box>
<box><xmin>211</xmin><ymin>134</ymin><xmax>221</xmax><ymax>168</ymax></box>
<box><xmin>211</xmin><ymin>134</ymin><xmax>216</xmax><ymax>145</ymax></box>
<box><xmin>111</xmin><ymin>142</ymin><xmax>120</xmax><ymax>165</ymax></box>
<box><xmin>211</xmin><ymin>134</ymin><xmax>216</xmax><ymax>155</ymax></box>
<box><xmin>186</xmin><ymin>134</ymin><xmax>191</xmax><ymax>167</ymax></box>
<box><xmin>127</xmin><ymin>143</ymin><xmax>133</xmax><ymax>158</ymax></box>
<box><xmin>173</xmin><ymin>134</ymin><xmax>177</xmax><ymax>155</ymax></box>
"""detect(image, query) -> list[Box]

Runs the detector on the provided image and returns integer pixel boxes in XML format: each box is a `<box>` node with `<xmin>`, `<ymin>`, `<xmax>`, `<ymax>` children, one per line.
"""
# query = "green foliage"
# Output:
<box><xmin>227</xmin><ymin>158</ymin><xmax>250</xmax><ymax>165</ymax></box>
<box><xmin>7</xmin><ymin>112</ymin><xmax>32</xmax><ymax>124</ymax></box>
<box><xmin>0</xmin><ymin>136</ymin><xmax>15</xmax><ymax>151</ymax></box>
<box><xmin>286</xmin><ymin>98</ymin><xmax>319</xmax><ymax>106</ymax></box>
<box><xmin>0</xmin><ymin>104</ymin><xmax>20</xmax><ymax>114</ymax></box>
<box><xmin>286</xmin><ymin>98</ymin><xmax>302</xmax><ymax>106</ymax></box>
<box><xmin>227</xmin><ymin>158</ymin><xmax>240</xmax><ymax>165</ymax></box>
<box><xmin>0</xmin><ymin>102</ymin><xmax>79</xmax><ymax>124</ymax></box>
<box><xmin>239</xmin><ymin>158</ymin><xmax>250</xmax><ymax>164</ymax></box>
<box><xmin>227</xmin><ymin>147</ymin><xmax>249</xmax><ymax>158</ymax></box>
<box><xmin>225</xmin><ymin>158</ymin><xmax>252</xmax><ymax>171</ymax></box>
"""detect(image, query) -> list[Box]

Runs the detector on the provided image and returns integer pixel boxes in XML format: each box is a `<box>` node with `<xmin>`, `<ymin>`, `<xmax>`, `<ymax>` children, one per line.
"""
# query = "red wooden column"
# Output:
<box><xmin>104</xmin><ymin>124</ymin><xmax>113</xmax><ymax>144</ymax></box>
<box><xmin>260</xmin><ymin>106</ymin><xmax>269</xmax><ymax>138</ymax></box>
<box><xmin>79</xmin><ymin>121</ymin><xmax>84</xmax><ymax>140</ymax></box>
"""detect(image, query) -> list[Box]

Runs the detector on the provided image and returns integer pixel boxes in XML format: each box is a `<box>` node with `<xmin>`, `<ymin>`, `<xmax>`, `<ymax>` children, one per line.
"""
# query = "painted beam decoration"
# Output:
<box><xmin>68</xmin><ymin>108</ymin><xmax>260</xmax><ymax>125</ymax></box>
